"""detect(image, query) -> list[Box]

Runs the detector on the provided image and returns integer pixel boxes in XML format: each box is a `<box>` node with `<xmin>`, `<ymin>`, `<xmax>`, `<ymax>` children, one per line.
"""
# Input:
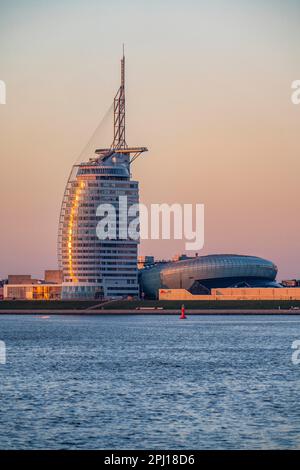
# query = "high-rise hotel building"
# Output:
<box><xmin>58</xmin><ymin>53</ymin><xmax>147</xmax><ymax>299</ymax></box>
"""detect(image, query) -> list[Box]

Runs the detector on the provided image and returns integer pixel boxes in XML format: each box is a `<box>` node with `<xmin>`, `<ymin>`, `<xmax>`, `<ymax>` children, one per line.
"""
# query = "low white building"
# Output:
<box><xmin>4</xmin><ymin>284</ymin><xmax>62</xmax><ymax>300</ymax></box>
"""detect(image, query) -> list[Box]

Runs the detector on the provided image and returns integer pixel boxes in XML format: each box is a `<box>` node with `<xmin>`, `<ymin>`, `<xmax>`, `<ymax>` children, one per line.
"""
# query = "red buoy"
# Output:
<box><xmin>180</xmin><ymin>304</ymin><xmax>187</xmax><ymax>319</ymax></box>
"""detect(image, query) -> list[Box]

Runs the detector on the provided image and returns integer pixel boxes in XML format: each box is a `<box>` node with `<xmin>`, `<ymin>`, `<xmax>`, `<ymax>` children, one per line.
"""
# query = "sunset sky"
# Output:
<box><xmin>0</xmin><ymin>0</ymin><xmax>300</xmax><ymax>280</ymax></box>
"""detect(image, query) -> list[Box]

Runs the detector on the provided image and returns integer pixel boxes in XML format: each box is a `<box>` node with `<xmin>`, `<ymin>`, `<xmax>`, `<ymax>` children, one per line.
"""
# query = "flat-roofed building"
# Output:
<box><xmin>58</xmin><ymin>53</ymin><xmax>147</xmax><ymax>300</ymax></box>
<box><xmin>8</xmin><ymin>275</ymin><xmax>39</xmax><ymax>285</ymax></box>
<box><xmin>4</xmin><ymin>284</ymin><xmax>62</xmax><ymax>300</ymax></box>
<box><xmin>159</xmin><ymin>287</ymin><xmax>300</xmax><ymax>301</ymax></box>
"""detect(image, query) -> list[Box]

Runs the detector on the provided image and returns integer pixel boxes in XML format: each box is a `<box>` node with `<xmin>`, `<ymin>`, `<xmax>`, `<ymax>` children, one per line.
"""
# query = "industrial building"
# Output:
<box><xmin>58</xmin><ymin>52</ymin><xmax>147</xmax><ymax>299</ymax></box>
<box><xmin>139</xmin><ymin>254</ymin><xmax>280</xmax><ymax>299</ymax></box>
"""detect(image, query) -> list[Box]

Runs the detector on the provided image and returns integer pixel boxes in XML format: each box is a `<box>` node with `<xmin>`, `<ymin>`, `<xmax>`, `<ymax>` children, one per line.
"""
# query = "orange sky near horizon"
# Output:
<box><xmin>0</xmin><ymin>0</ymin><xmax>300</xmax><ymax>280</ymax></box>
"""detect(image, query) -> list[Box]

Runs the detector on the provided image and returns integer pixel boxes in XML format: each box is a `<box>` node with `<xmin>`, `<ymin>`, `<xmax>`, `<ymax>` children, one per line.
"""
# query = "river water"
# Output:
<box><xmin>0</xmin><ymin>314</ymin><xmax>300</xmax><ymax>449</ymax></box>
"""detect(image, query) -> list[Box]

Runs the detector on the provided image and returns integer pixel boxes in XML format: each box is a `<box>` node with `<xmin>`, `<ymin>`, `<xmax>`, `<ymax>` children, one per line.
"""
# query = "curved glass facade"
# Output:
<box><xmin>139</xmin><ymin>254</ymin><xmax>278</xmax><ymax>299</ymax></box>
<box><xmin>58</xmin><ymin>153</ymin><xmax>139</xmax><ymax>299</ymax></box>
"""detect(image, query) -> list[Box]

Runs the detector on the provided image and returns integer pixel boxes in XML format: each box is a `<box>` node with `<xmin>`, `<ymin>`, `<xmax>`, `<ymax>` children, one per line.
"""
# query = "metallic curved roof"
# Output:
<box><xmin>159</xmin><ymin>254</ymin><xmax>277</xmax><ymax>281</ymax></box>
<box><xmin>139</xmin><ymin>254</ymin><xmax>278</xmax><ymax>298</ymax></box>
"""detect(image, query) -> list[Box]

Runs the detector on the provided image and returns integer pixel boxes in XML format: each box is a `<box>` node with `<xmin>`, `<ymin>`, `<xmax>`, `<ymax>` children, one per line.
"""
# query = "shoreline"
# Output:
<box><xmin>0</xmin><ymin>309</ymin><xmax>300</xmax><ymax>315</ymax></box>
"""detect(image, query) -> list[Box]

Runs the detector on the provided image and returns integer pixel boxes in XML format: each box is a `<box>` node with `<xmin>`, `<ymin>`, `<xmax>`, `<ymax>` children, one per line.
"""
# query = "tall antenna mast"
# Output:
<box><xmin>96</xmin><ymin>48</ymin><xmax>148</xmax><ymax>163</ymax></box>
<box><xmin>112</xmin><ymin>45</ymin><xmax>127</xmax><ymax>149</ymax></box>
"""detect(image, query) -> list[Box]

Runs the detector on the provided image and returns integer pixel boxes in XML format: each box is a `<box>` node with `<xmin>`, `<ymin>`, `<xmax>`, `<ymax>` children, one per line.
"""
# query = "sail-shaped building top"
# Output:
<box><xmin>58</xmin><ymin>53</ymin><xmax>147</xmax><ymax>299</ymax></box>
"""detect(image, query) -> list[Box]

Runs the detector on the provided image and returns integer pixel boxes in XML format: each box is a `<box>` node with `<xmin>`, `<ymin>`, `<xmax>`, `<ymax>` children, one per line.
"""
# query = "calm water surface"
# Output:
<box><xmin>0</xmin><ymin>314</ymin><xmax>300</xmax><ymax>449</ymax></box>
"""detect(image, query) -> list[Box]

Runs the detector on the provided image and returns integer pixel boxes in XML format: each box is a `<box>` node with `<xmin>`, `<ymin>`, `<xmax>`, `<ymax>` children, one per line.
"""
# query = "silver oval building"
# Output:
<box><xmin>139</xmin><ymin>254</ymin><xmax>278</xmax><ymax>299</ymax></box>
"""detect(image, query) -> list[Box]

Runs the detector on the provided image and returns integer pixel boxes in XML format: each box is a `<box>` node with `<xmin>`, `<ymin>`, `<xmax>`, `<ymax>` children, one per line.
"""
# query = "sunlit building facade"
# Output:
<box><xmin>58</xmin><ymin>52</ymin><xmax>147</xmax><ymax>299</ymax></box>
<box><xmin>58</xmin><ymin>155</ymin><xmax>140</xmax><ymax>299</ymax></box>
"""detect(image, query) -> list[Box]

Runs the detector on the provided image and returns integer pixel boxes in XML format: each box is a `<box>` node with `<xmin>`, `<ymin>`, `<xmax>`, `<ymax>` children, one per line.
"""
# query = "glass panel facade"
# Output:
<box><xmin>58</xmin><ymin>154</ymin><xmax>139</xmax><ymax>299</ymax></box>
